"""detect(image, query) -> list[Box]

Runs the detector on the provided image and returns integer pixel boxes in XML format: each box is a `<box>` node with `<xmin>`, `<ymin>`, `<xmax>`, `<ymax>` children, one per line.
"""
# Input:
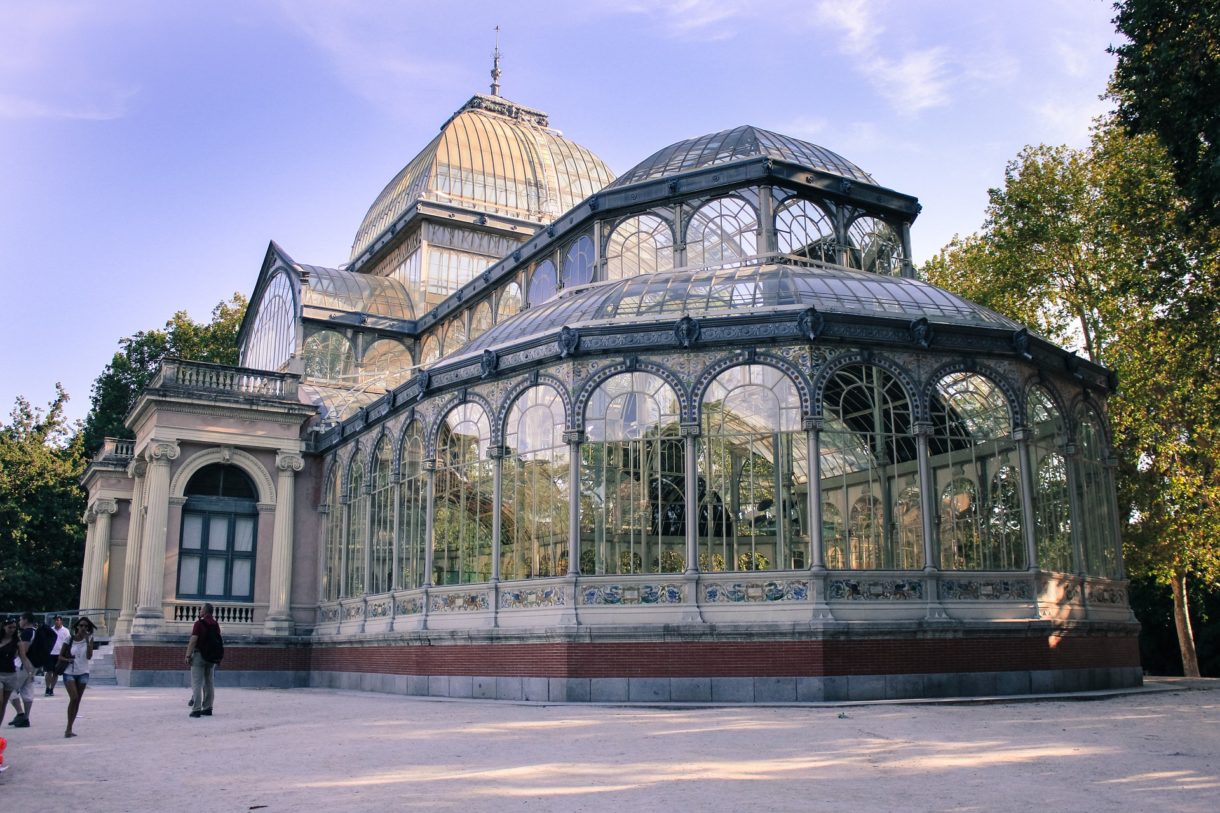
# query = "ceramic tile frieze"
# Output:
<box><xmin>828</xmin><ymin>578</ymin><xmax>924</xmax><ymax>600</ymax></box>
<box><xmin>429</xmin><ymin>591</ymin><xmax>490</xmax><ymax>612</ymax></box>
<box><xmin>367</xmin><ymin>598</ymin><xmax>392</xmax><ymax>618</ymax></box>
<box><xmin>395</xmin><ymin>595</ymin><xmax>423</xmax><ymax>615</ymax></box>
<box><xmin>499</xmin><ymin>585</ymin><xmax>566</xmax><ymax>609</ymax></box>
<box><xmin>702</xmin><ymin>579</ymin><xmax>809</xmax><ymax>603</ymax></box>
<box><xmin>940</xmin><ymin>579</ymin><xmax>1033</xmax><ymax>600</ymax></box>
<box><xmin>580</xmin><ymin>583</ymin><xmax>684</xmax><ymax>605</ymax></box>
<box><xmin>1087</xmin><ymin>584</ymin><xmax>1127</xmax><ymax>604</ymax></box>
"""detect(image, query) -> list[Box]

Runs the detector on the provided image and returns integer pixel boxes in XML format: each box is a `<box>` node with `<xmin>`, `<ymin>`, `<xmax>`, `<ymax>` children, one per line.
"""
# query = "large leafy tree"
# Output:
<box><xmin>0</xmin><ymin>386</ymin><xmax>87</xmax><ymax>609</ymax></box>
<box><xmin>1110</xmin><ymin>0</ymin><xmax>1220</xmax><ymax>227</ymax></box>
<box><xmin>924</xmin><ymin>121</ymin><xmax>1220</xmax><ymax>676</ymax></box>
<box><xmin>81</xmin><ymin>294</ymin><xmax>246</xmax><ymax>455</ymax></box>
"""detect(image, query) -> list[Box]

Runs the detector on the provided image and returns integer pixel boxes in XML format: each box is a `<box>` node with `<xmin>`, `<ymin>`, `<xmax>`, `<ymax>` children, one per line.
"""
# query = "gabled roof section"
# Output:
<box><xmin>607</xmin><ymin>125</ymin><xmax>875</xmax><ymax>189</ymax></box>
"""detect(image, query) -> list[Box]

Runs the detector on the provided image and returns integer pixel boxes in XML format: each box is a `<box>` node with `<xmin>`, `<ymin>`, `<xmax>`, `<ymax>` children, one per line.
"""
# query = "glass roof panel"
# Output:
<box><xmin>608</xmin><ymin>125</ymin><xmax>875</xmax><ymax>189</ymax></box>
<box><xmin>298</xmin><ymin>264</ymin><xmax>415</xmax><ymax>321</ymax></box>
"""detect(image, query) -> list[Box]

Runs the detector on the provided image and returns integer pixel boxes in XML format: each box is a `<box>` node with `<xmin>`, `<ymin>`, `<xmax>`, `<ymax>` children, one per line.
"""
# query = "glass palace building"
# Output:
<box><xmin>80</xmin><ymin>89</ymin><xmax>1140</xmax><ymax>702</ymax></box>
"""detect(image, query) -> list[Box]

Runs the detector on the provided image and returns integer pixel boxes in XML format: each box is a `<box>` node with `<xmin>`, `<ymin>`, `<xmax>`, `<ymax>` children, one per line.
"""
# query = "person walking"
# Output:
<box><xmin>185</xmin><ymin>604</ymin><xmax>222</xmax><ymax>718</ymax></box>
<box><xmin>0</xmin><ymin>618</ymin><xmax>31</xmax><ymax>727</ymax></box>
<box><xmin>61</xmin><ymin>617</ymin><xmax>95</xmax><ymax>738</ymax></box>
<box><xmin>44</xmin><ymin>615</ymin><xmax>71</xmax><ymax>696</ymax></box>
<box><xmin>7</xmin><ymin>613</ymin><xmax>37</xmax><ymax>728</ymax></box>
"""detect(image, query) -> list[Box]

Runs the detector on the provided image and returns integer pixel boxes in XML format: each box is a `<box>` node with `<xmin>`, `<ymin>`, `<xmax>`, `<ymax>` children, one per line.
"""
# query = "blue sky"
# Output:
<box><xmin>0</xmin><ymin>0</ymin><xmax>1121</xmax><ymax>426</ymax></box>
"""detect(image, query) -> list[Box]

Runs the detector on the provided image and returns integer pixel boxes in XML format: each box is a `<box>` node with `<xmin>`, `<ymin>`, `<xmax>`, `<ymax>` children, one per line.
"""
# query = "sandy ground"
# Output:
<box><xmin>0</xmin><ymin>679</ymin><xmax>1216</xmax><ymax>813</ymax></box>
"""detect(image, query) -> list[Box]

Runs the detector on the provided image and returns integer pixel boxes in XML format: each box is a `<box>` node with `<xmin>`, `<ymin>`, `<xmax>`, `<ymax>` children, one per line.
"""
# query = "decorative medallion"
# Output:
<box><xmin>909</xmin><ymin>317</ymin><xmax>934</xmax><ymax>349</ymax></box>
<box><xmin>480</xmin><ymin>349</ymin><xmax>498</xmax><ymax>379</ymax></box>
<box><xmin>797</xmin><ymin>307</ymin><xmax>825</xmax><ymax>341</ymax></box>
<box><xmin>558</xmin><ymin>326</ymin><xmax>581</xmax><ymax>358</ymax></box>
<box><xmin>674</xmin><ymin>316</ymin><xmax>701</xmax><ymax>349</ymax></box>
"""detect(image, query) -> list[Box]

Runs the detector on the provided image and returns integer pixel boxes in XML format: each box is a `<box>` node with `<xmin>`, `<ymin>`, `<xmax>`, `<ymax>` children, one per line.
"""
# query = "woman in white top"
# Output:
<box><xmin>62</xmin><ymin>617</ymin><xmax>94</xmax><ymax>738</ymax></box>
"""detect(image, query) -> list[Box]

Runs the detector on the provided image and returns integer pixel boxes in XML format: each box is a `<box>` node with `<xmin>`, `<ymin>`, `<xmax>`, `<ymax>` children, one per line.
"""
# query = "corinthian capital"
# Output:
<box><xmin>276</xmin><ymin>451</ymin><xmax>305</xmax><ymax>473</ymax></box>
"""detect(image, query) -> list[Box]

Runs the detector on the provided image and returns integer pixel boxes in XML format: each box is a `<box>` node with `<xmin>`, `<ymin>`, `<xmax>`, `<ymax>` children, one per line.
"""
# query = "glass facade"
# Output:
<box><xmin>502</xmin><ymin>386</ymin><xmax>569</xmax><ymax>579</ymax></box>
<box><xmin>434</xmin><ymin>404</ymin><xmax>494</xmax><ymax>585</ymax></box>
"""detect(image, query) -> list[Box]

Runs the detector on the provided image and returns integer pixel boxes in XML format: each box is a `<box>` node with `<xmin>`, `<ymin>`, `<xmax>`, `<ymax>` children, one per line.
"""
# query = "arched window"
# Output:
<box><xmin>822</xmin><ymin>502</ymin><xmax>845</xmax><ymax>568</ymax></box>
<box><xmin>419</xmin><ymin>335</ymin><xmax>441</xmax><ymax>367</ymax></box>
<box><xmin>775</xmin><ymin>199</ymin><xmax>836</xmax><ymax>264</ymax></box>
<box><xmin>686</xmin><ymin>196</ymin><xmax>758</xmax><ymax>268</ymax></box>
<box><xmin>303</xmin><ymin>330</ymin><xmax>355</xmax><ymax>382</ymax></box>
<box><xmin>699</xmin><ymin>364</ymin><xmax>806</xmax><ymax>572</ymax></box>
<box><xmin>820</xmin><ymin>364</ymin><xmax>919</xmax><ymax>569</ymax></box>
<box><xmin>445</xmin><ymin>318</ymin><xmax>468</xmax><ymax>354</ymax></box>
<box><xmin>1028</xmin><ymin>386</ymin><xmax>1071</xmax><ymax>571</ymax></box>
<box><xmin>1077</xmin><ymin>405</ymin><xmax>1118</xmax><ymax>577</ymax></box>
<box><xmin>362</xmin><ymin>339</ymin><xmax>412</xmax><ymax>390</ymax></box>
<box><xmin>606</xmin><ymin>214</ymin><xmax>674</xmax><ymax>280</ymax></box>
<box><xmin>497</xmin><ymin>282</ymin><xmax>523</xmax><ymax>323</ymax></box>
<box><xmin>435</xmin><ymin>404</ymin><xmax>494</xmax><ymax>585</ymax></box>
<box><xmin>468</xmin><ymin>301</ymin><xmax>494</xmax><ymax>342</ymax></box>
<box><xmin>894</xmin><ymin>482</ymin><xmax>922</xmax><ymax>568</ymax></box>
<box><xmin>345</xmin><ymin>450</ymin><xmax>367</xmax><ymax>597</ymax></box>
<box><xmin>176</xmin><ymin>464</ymin><xmax>258</xmax><ymax>601</ymax></box>
<box><xmin>243</xmin><ymin>271</ymin><xmax>296</xmax><ymax>372</ymax></box>
<box><xmin>502</xmin><ymin>386</ymin><xmax>569</xmax><ymax>580</ymax></box>
<box><xmin>580</xmin><ymin>373</ymin><xmax>683</xmax><ymax>575</ymax></box>
<box><xmin>561</xmin><ymin>234</ymin><xmax>595</xmax><ymax>288</ymax></box>
<box><xmin>847</xmin><ymin>216</ymin><xmax>904</xmax><ymax>276</ymax></box>
<box><xmin>930</xmin><ymin>372</ymin><xmax>1023</xmax><ymax>570</ymax></box>
<box><xmin>322</xmin><ymin>466</ymin><xmax>343</xmax><ymax>600</ymax></box>
<box><xmin>398</xmin><ymin>422</ymin><xmax>427</xmax><ymax>589</ymax></box>
<box><xmin>528</xmin><ymin>259</ymin><xmax>558</xmax><ymax>306</ymax></box>
<box><xmin>368</xmin><ymin>438</ymin><xmax>394</xmax><ymax>595</ymax></box>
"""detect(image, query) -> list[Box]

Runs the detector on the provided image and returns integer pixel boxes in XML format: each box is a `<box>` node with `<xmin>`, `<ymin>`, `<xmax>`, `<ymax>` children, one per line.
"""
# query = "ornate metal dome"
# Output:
<box><xmin>350</xmin><ymin>94</ymin><xmax>616</xmax><ymax>260</ymax></box>
<box><xmin>607</xmin><ymin>125</ymin><xmax>875</xmax><ymax>189</ymax></box>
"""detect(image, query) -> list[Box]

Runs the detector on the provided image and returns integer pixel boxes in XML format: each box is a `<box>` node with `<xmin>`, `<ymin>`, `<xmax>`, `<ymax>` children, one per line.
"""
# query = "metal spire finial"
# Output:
<box><xmin>490</xmin><ymin>26</ymin><xmax>502</xmax><ymax>96</ymax></box>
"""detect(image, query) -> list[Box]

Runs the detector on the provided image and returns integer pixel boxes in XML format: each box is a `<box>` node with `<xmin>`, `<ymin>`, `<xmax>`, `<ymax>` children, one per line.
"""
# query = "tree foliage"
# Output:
<box><xmin>1110</xmin><ymin>0</ymin><xmax>1220</xmax><ymax>227</ymax></box>
<box><xmin>81</xmin><ymin>294</ymin><xmax>247</xmax><ymax>454</ymax></box>
<box><xmin>0</xmin><ymin>386</ymin><xmax>87</xmax><ymax>610</ymax></box>
<box><xmin>924</xmin><ymin>120</ymin><xmax>1220</xmax><ymax>675</ymax></box>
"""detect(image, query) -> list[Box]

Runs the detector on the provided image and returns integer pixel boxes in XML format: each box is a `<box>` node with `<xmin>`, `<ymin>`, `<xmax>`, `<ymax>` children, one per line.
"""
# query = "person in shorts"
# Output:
<box><xmin>62</xmin><ymin>617</ymin><xmax>95</xmax><ymax>738</ymax></box>
<box><xmin>0</xmin><ymin>618</ymin><xmax>32</xmax><ymax>727</ymax></box>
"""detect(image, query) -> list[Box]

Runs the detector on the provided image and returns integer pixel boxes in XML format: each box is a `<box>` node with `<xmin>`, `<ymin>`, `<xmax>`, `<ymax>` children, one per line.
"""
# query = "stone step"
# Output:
<box><xmin>87</xmin><ymin>646</ymin><xmax>117</xmax><ymax>685</ymax></box>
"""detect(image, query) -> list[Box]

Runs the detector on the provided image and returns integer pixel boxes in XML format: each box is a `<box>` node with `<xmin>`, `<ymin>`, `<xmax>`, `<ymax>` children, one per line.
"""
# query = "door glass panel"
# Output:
<box><xmin>182</xmin><ymin>514</ymin><xmax>203</xmax><ymax>550</ymax></box>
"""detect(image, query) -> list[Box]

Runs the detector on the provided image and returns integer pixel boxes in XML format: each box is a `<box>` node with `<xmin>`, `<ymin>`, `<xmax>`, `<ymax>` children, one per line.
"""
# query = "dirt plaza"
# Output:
<box><xmin>1</xmin><ymin>680</ymin><xmax>1216</xmax><ymax>812</ymax></box>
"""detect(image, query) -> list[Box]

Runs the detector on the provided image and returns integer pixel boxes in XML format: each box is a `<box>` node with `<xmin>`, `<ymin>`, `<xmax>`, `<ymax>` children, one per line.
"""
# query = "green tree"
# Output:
<box><xmin>924</xmin><ymin>121</ymin><xmax>1220</xmax><ymax>676</ymax></box>
<box><xmin>81</xmin><ymin>294</ymin><xmax>247</xmax><ymax>454</ymax></box>
<box><xmin>0</xmin><ymin>386</ymin><xmax>87</xmax><ymax>609</ymax></box>
<box><xmin>1111</xmin><ymin>0</ymin><xmax>1220</xmax><ymax>227</ymax></box>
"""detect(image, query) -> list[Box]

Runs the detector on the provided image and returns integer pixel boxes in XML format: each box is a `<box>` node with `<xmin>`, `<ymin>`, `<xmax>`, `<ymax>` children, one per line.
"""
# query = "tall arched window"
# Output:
<box><xmin>580</xmin><ymin>373</ymin><xmax>683</xmax><ymax>575</ymax></box>
<box><xmin>699</xmin><ymin>365</ymin><xmax>806</xmax><ymax>572</ymax></box>
<box><xmin>419</xmin><ymin>335</ymin><xmax>441</xmax><ymax>367</ymax></box>
<box><xmin>1077</xmin><ymin>405</ymin><xmax>1118</xmax><ymax>577</ymax></box>
<box><xmin>435</xmin><ymin>404</ymin><xmax>494</xmax><ymax>585</ymax></box>
<box><xmin>303</xmin><ymin>330</ymin><xmax>355</xmax><ymax>382</ymax></box>
<box><xmin>345</xmin><ymin>450</ymin><xmax>367</xmax><ymax>597</ymax></box>
<box><xmin>502</xmin><ymin>386</ymin><xmax>569</xmax><ymax>580</ymax></box>
<box><xmin>893</xmin><ymin>482</ymin><xmax>923</xmax><ymax>568</ymax></box>
<box><xmin>1027</xmin><ymin>386</ymin><xmax>1071</xmax><ymax>572</ymax></box>
<box><xmin>368</xmin><ymin>438</ymin><xmax>394</xmax><ymax>595</ymax></box>
<box><xmin>930</xmin><ymin>372</ymin><xmax>1024</xmax><ymax>570</ymax></box>
<box><xmin>176</xmin><ymin>464</ymin><xmax>258</xmax><ymax>601</ymax></box>
<box><xmin>528</xmin><ymin>259</ymin><xmax>558</xmax><ymax>306</ymax></box>
<box><xmin>686</xmin><ymin>196</ymin><xmax>758</xmax><ymax>268</ymax></box>
<box><xmin>561</xmin><ymin>234</ymin><xmax>595</xmax><ymax>288</ymax></box>
<box><xmin>322</xmin><ymin>466</ymin><xmax>343</xmax><ymax>600</ymax></box>
<box><xmin>847</xmin><ymin>216</ymin><xmax>904</xmax><ymax>276</ymax></box>
<box><xmin>497</xmin><ymin>281</ymin><xmax>523</xmax><ymax>323</ymax></box>
<box><xmin>398</xmin><ymin>422</ymin><xmax>427</xmax><ymax>589</ymax></box>
<box><xmin>775</xmin><ymin>199</ymin><xmax>836</xmax><ymax>264</ymax></box>
<box><xmin>606</xmin><ymin>214</ymin><xmax>674</xmax><ymax>280</ymax></box>
<box><xmin>820</xmin><ymin>364</ymin><xmax>919</xmax><ymax>569</ymax></box>
<box><xmin>445</xmin><ymin>319</ymin><xmax>468</xmax><ymax>354</ymax></box>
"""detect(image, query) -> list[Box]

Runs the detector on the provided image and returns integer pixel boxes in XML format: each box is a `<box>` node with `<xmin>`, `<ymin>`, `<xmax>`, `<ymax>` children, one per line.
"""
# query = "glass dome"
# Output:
<box><xmin>460</xmin><ymin>261</ymin><xmax>1022</xmax><ymax>356</ymax></box>
<box><xmin>607</xmin><ymin>125</ymin><xmax>875</xmax><ymax>189</ymax></box>
<box><xmin>350</xmin><ymin>95</ymin><xmax>616</xmax><ymax>260</ymax></box>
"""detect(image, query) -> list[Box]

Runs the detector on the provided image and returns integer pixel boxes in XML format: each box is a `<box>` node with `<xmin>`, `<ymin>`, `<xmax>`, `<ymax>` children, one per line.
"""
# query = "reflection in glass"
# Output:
<box><xmin>1077</xmin><ymin>406</ymin><xmax>1118</xmax><ymax>577</ymax></box>
<box><xmin>699</xmin><ymin>365</ymin><xmax>806</xmax><ymax>572</ymax></box>
<box><xmin>398</xmin><ymin>423</ymin><xmax>427</xmax><ymax>589</ymax></box>
<box><xmin>369</xmin><ymin>439</ymin><xmax>394</xmax><ymax>595</ymax></box>
<box><xmin>561</xmin><ymin>234</ymin><xmax>595</xmax><ymax>288</ymax></box>
<box><xmin>502</xmin><ymin>386</ymin><xmax>569</xmax><ymax>580</ymax></box>
<box><xmin>304</xmin><ymin>330</ymin><xmax>355</xmax><ymax>382</ymax></box>
<box><xmin>528</xmin><ymin>260</ymin><xmax>557</xmax><ymax>305</ymax></box>
<box><xmin>581</xmin><ymin>373</ymin><xmax>683</xmax><ymax>575</ymax></box>
<box><xmin>345</xmin><ymin>450</ymin><xmax>367</xmax><ymax>596</ymax></box>
<box><xmin>1029</xmin><ymin>386</ymin><xmax>1071</xmax><ymax>571</ymax></box>
<box><xmin>362</xmin><ymin>339</ymin><xmax>412</xmax><ymax>390</ymax></box>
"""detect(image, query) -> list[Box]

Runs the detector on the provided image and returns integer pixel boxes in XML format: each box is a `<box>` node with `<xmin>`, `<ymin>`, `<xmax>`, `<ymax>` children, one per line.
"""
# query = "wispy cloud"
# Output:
<box><xmin>812</xmin><ymin>0</ymin><xmax>952</xmax><ymax>116</ymax></box>
<box><xmin>599</xmin><ymin>0</ymin><xmax>755</xmax><ymax>42</ymax></box>
<box><xmin>0</xmin><ymin>3</ymin><xmax>137</xmax><ymax>121</ymax></box>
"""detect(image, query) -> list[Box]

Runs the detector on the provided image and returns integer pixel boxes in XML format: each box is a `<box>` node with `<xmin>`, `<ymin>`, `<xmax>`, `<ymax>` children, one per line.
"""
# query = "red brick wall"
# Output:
<box><xmin>114</xmin><ymin>632</ymin><xmax>1139</xmax><ymax>677</ymax></box>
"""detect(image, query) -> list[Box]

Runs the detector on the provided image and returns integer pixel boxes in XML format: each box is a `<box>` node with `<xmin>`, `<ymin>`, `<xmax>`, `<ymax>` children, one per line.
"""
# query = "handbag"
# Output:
<box><xmin>54</xmin><ymin>649</ymin><xmax>73</xmax><ymax>675</ymax></box>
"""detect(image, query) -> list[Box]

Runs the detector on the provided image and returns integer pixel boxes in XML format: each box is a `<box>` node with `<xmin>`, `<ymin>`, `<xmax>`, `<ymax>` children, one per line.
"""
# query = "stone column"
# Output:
<box><xmin>78</xmin><ymin>508</ymin><xmax>97</xmax><ymax>611</ymax></box>
<box><xmin>132</xmin><ymin>440</ymin><xmax>180</xmax><ymax>635</ymax></box>
<box><xmin>116</xmin><ymin>460</ymin><xmax>147</xmax><ymax>636</ymax></box>
<box><xmin>265</xmin><ymin>451</ymin><xmax>304</xmax><ymax>635</ymax></box>
<box><xmin>86</xmin><ymin>499</ymin><xmax>117</xmax><ymax>627</ymax></box>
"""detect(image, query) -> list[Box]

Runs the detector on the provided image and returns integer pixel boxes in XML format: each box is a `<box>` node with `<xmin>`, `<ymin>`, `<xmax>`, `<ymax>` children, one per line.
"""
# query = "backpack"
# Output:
<box><xmin>198</xmin><ymin>622</ymin><xmax>224</xmax><ymax>664</ymax></box>
<box><xmin>28</xmin><ymin>624</ymin><xmax>56</xmax><ymax>669</ymax></box>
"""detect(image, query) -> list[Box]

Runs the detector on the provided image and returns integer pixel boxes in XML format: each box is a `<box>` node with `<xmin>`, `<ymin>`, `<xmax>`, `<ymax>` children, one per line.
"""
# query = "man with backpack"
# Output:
<box><xmin>184</xmin><ymin>604</ymin><xmax>222</xmax><ymax>718</ymax></box>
